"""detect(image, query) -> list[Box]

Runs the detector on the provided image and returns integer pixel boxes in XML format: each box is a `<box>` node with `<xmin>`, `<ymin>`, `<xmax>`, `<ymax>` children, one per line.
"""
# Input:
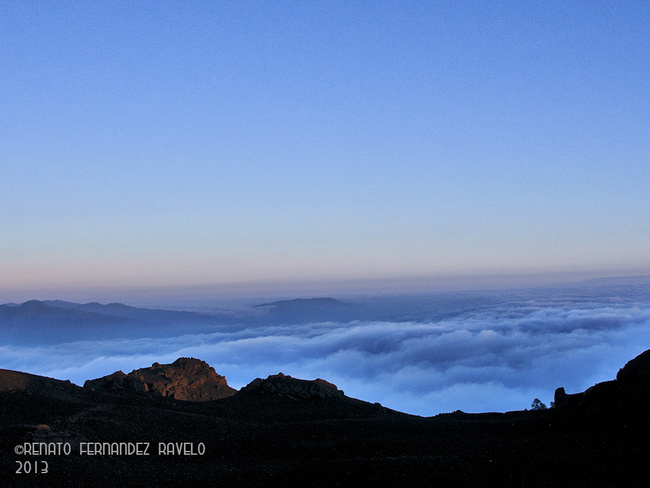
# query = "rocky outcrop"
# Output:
<box><xmin>83</xmin><ymin>370</ymin><xmax>148</xmax><ymax>393</ymax></box>
<box><xmin>84</xmin><ymin>358</ymin><xmax>236</xmax><ymax>401</ymax></box>
<box><xmin>554</xmin><ymin>349</ymin><xmax>650</xmax><ymax>423</ymax></box>
<box><xmin>553</xmin><ymin>387</ymin><xmax>582</xmax><ymax>409</ymax></box>
<box><xmin>238</xmin><ymin>372</ymin><xmax>344</xmax><ymax>399</ymax></box>
<box><xmin>616</xmin><ymin>349</ymin><xmax>650</xmax><ymax>387</ymax></box>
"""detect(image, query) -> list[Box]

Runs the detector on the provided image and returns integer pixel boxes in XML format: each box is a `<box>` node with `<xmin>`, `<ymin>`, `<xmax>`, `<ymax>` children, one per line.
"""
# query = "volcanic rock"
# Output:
<box><xmin>238</xmin><ymin>372</ymin><xmax>344</xmax><ymax>399</ymax></box>
<box><xmin>554</xmin><ymin>349</ymin><xmax>650</xmax><ymax>424</ymax></box>
<box><xmin>84</xmin><ymin>357</ymin><xmax>236</xmax><ymax>401</ymax></box>
<box><xmin>616</xmin><ymin>348</ymin><xmax>650</xmax><ymax>388</ymax></box>
<box><xmin>3</xmin><ymin>351</ymin><xmax>650</xmax><ymax>487</ymax></box>
<box><xmin>553</xmin><ymin>387</ymin><xmax>582</xmax><ymax>409</ymax></box>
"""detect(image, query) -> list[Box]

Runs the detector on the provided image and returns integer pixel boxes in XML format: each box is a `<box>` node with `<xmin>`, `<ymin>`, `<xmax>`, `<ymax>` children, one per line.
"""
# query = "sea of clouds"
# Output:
<box><xmin>2</xmin><ymin>285</ymin><xmax>650</xmax><ymax>416</ymax></box>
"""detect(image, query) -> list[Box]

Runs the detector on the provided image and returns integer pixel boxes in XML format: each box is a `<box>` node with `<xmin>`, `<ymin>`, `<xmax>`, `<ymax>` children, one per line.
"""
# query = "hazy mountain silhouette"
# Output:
<box><xmin>0</xmin><ymin>300</ymin><xmax>126</xmax><ymax>344</ymax></box>
<box><xmin>42</xmin><ymin>300</ymin><xmax>216</xmax><ymax>324</ymax></box>
<box><xmin>0</xmin><ymin>300</ymin><xmax>122</xmax><ymax>324</ymax></box>
<box><xmin>0</xmin><ymin>300</ymin><xmax>238</xmax><ymax>344</ymax></box>
<box><xmin>1</xmin><ymin>297</ymin><xmax>381</xmax><ymax>345</ymax></box>
<box><xmin>253</xmin><ymin>297</ymin><xmax>358</xmax><ymax>323</ymax></box>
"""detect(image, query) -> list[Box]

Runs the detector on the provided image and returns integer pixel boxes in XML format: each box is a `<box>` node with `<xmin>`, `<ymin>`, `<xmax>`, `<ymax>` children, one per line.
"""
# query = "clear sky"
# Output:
<box><xmin>1</xmin><ymin>1</ymin><xmax>649</xmax><ymax>300</ymax></box>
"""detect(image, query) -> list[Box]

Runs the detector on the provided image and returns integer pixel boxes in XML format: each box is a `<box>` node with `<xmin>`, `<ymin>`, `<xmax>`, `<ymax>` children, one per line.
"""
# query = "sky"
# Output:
<box><xmin>1</xmin><ymin>1</ymin><xmax>649</xmax><ymax>300</ymax></box>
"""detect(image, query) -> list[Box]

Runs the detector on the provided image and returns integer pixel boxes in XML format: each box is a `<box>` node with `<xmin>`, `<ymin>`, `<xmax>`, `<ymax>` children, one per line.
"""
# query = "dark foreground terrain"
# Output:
<box><xmin>2</xmin><ymin>352</ymin><xmax>650</xmax><ymax>487</ymax></box>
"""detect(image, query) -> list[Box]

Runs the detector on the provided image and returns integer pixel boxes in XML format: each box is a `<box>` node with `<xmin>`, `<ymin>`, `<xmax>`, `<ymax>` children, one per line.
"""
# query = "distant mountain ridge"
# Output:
<box><xmin>5</xmin><ymin>283</ymin><xmax>649</xmax><ymax>346</ymax></box>
<box><xmin>0</xmin><ymin>300</ymin><xmax>123</xmax><ymax>322</ymax></box>
<box><xmin>0</xmin><ymin>297</ymin><xmax>371</xmax><ymax>345</ymax></box>
<box><xmin>42</xmin><ymin>299</ymin><xmax>215</xmax><ymax>323</ymax></box>
<box><xmin>0</xmin><ymin>299</ymin><xmax>232</xmax><ymax>345</ymax></box>
<box><xmin>253</xmin><ymin>297</ymin><xmax>357</xmax><ymax>324</ymax></box>
<box><xmin>254</xmin><ymin>297</ymin><xmax>343</xmax><ymax>308</ymax></box>
<box><xmin>0</xmin><ymin>300</ymin><xmax>126</xmax><ymax>343</ymax></box>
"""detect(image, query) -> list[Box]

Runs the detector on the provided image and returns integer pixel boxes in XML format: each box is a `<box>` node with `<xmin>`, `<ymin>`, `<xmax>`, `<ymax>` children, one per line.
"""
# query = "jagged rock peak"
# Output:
<box><xmin>84</xmin><ymin>357</ymin><xmax>236</xmax><ymax>401</ymax></box>
<box><xmin>239</xmin><ymin>373</ymin><xmax>344</xmax><ymax>399</ymax></box>
<box><xmin>554</xmin><ymin>348</ymin><xmax>650</xmax><ymax>423</ymax></box>
<box><xmin>616</xmin><ymin>349</ymin><xmax>650</xmax><ymax>387</ymax></box>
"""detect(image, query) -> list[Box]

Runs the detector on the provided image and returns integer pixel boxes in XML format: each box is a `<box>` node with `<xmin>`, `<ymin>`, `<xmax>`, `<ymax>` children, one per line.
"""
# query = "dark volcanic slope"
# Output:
<box><xmin>2</xmin><ymin>353</ymin><xmax>650</xmax><ymax>487</ymax></box>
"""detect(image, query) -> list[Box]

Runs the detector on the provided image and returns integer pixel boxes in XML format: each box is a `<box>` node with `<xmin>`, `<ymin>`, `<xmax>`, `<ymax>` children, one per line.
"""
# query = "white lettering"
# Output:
<box><xmin>158</xmin><ymin>442</ymin><xmax>205</xmax><ymax>455</ymax></box>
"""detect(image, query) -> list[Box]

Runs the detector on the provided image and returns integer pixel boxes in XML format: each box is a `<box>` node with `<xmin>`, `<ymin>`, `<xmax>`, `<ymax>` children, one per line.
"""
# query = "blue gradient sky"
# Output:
<box><xmin>2</xmin><ymin>2</ymin><xmax>649</xmax><ymax>299</ymax></box>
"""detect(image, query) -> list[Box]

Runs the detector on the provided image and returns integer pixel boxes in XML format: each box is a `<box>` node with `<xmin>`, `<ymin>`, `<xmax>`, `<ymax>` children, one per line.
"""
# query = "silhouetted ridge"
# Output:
<box><xmin>0</xmin><ymin>301</ymin><xmax>125</xmax><ymax>346</ymax></box>
<box><xmin>0</xmin><ymin>368</ymin><xmax>79</xmax><ymax>397</ymax></box>
<box><xmin>554</xmin><ymin>349</ymin><xmax>650</xmax><ymax>423</ymax></box>
<box><xmin>617</xmin><ymin>348</ymin><xmax>650</xmax><ymax>386</ymax></box>
<box><xmin>239</xmin><ymin>372</ymin><xmax>345</xmax><ymax>399</ymax></box>
<box><xmin>0</xmin><ymin>300</ymin><xmax>122</xmax><ymax>322</ymax></box>
<box><xmin>1</xmin><ymin>300</ymin><xmax>238</xmax><ymax>345</ymax></box>
<box><xmin>42</xmin><ymin>299</ymin><xmax>212</xmax><ymax>323</ymax></box>
<box><xmin>3</xmin><ymin>351</ymin><xmax>650</xmax><ymax>486</ymax></box>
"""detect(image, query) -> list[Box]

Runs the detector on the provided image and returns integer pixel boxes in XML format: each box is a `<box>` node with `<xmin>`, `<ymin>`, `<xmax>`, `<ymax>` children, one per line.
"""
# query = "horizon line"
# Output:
<box><xmin>2</xmin><ymin>270</ymin><xmax>650</xmax><ymax>305</ymax></box>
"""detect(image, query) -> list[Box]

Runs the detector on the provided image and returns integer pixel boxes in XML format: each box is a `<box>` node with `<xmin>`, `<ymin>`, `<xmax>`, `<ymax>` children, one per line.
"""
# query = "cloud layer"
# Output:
<box><xmin>2</xmin><ymin>285</ymin><xmax>649</xmax><ymax>416</ymax></box>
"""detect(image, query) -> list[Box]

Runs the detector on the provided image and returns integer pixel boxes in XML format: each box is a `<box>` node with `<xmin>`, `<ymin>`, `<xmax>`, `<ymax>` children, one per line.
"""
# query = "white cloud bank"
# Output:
<box><xmin>2</xmin><ymin>286</ymin><xmax>649</xmax><ymax>416</ymax></box>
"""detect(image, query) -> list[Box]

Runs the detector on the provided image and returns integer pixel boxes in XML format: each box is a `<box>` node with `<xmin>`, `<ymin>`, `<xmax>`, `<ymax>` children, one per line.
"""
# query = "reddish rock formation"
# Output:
<box><xmin>84</xmin><ymin>357</ymin><xmax>236</xmax><ymax>401</ymax></box>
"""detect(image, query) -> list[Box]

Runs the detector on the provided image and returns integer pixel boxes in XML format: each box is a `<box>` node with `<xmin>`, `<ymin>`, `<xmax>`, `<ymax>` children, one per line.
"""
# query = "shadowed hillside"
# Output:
<box><xmin>2</xmin><ymin>351</ymin><xmax>650</xmax><ymax>487</ymax></box>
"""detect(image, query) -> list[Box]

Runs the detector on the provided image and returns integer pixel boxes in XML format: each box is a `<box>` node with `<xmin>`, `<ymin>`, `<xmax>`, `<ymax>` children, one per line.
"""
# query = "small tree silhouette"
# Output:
<box><xmin>531</xmin><ymin>398</ymin><xmax>547</xmax><ymax>410</ymax></box>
